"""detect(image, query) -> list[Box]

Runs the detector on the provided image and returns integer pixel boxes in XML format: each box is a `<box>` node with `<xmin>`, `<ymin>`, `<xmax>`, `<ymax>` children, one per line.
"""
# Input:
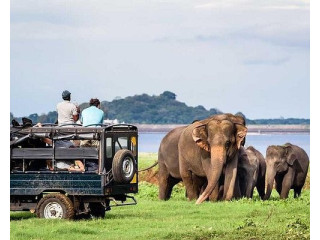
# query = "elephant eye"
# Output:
<box><xmin>225</xmin><ymin>141</ymin><xmax>231</xmax><ymax>149</ymax></box>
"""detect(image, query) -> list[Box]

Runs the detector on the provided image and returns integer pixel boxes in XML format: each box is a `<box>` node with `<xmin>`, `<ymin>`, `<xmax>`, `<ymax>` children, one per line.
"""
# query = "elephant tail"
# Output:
<box><xmin>138</xmin><ymin>161</ymin><xmax>159</xmax><ymax>172</ymax></box>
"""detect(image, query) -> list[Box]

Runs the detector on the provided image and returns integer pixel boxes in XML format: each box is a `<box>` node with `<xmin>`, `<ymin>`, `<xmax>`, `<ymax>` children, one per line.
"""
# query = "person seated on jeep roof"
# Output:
<box><xmin>56</xmin><ymin>90</ymin><xmax>80</xmax><ymax>126</ymax></box>
<box><xmin>80</xmin><ymin>98</ymin><xmax>104</xmax><ymax>127</ymax></box>
<box><xmin>80</xmin><ymin>98</ymin><xmax>104</xmax><ymax>147</ymax></box>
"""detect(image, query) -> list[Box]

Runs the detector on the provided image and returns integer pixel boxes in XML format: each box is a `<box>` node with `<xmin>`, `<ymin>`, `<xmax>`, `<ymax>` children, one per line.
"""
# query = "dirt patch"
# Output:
<box><xmin>139</xmin><ymin>169</ymin><xmax>159</xmax><ymax>185</ymax></box>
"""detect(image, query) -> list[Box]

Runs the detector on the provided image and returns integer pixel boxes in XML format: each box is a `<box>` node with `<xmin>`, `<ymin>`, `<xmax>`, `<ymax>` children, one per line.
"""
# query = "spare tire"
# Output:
<box><xmin>112</xmin><ymin>149</ymin><xmax>136</xmax><ymax>183</ymax></box>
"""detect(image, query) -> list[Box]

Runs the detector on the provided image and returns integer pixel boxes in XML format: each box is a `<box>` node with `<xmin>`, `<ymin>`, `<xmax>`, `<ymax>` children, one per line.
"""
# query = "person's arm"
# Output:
<box><xmin>69</xmin><ymin>160</ymin><xmax>85</xmax><ymax>172</ymax></box>
<box><xmin>35</xmin><ymin>123</ymin><xmax>53</xmax><ymax>145</ymax></box>
<box><xmin>72</xmin><ymin>105</ymin><xmax>80</xmax><ymax>122</ymax></box>
<box><xmin>46</xmin><ymin>160</ymin><xmax>54</xmax><ymax>171</ymax></box>
<box><xmin>73</xmin><ymin>114</ymin><xmax>79</xmax><ymax>122</ymax></box>
<box><xmin>100</xmin><ymin>111</ymin><xmax>104</xmax><ymax>124</ymax></box>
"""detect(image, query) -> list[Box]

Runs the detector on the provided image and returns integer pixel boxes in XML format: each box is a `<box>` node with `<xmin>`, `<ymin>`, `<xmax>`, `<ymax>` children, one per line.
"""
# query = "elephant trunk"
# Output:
<box><xmin>245</xmin><ymin>181</ymin><xmax>253</xmax><ymax>198</ymax></box>
<box><xmin>196</xmin><ymin>147</ymin><xmax>225</xmax><ymax>204</ymax></box>
<box><xmin>264</xmin><ymin>166</ymin><xmax>276</xmax><ymax>200</ymax></box>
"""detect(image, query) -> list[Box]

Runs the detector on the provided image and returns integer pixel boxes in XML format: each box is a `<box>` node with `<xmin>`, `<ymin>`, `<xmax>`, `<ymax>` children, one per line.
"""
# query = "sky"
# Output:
<box><xmin>10</xmin><ymin>0</ymin><xmax>310</xmax><ymax>119</ymax></box>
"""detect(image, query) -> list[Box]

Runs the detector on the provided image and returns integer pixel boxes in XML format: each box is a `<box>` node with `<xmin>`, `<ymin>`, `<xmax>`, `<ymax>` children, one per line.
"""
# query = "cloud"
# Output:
<box><xmin>11</xmin><ymin>21</ymin><xmax>111</xmax><ymax>41</ymax></box>
<box><xmin>10</xmin><ymin>0</ymin><xmax>310</xmax><ymax>118</ymax></box>
<box><xmin>194</xmin><ymin>0</ymin><xmax>309</xmax><ymax>10</ymax></box>
<box><xmin>243</xmin><ymin>57</ymin><xmax>290</xmax><ymax>66</ymax></box>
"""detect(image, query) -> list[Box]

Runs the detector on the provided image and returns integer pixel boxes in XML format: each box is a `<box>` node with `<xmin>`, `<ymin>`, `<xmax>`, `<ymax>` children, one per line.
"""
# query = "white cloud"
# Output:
<box><xmin>194</xmin><ymin>0</ymin><xmax>309</xmax><ymax>10</ymax></box>
<box><xmin>10</xmin><ymin>0</ymin><xmax>310</xmax><ymax>118</ymax></box>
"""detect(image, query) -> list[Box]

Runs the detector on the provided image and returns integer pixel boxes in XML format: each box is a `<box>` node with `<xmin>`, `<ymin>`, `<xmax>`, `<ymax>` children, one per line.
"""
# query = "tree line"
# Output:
<box><xmin>10</xmin><ymin>91</ymin><xmax>310</xmax><ymax>125</ymax></box>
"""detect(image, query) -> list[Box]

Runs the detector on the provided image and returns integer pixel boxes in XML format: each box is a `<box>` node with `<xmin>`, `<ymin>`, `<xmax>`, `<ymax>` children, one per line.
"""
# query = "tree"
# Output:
<box><xmin>160</xmin><ymin>91</ymin><xmax>176</xmax><ymax>100</ymax></box>
<box><xmin>10</xmin><ymin>112</ymin><xmax>14</xmax><ymax>123</ymax></box>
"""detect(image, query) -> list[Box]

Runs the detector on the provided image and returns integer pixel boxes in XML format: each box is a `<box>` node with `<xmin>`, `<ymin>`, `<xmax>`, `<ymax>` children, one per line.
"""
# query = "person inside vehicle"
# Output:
<box><xmin>56</xmin><ymin>90</ymin><xmax>80</xmax><ymax>126</ymax></box>
<box><xmin>34</xmin><ymin>123</ymin><xmax>75</xmax><ymax>148</ymax></box>
<box><xmin>34</xmin><ymin>123</ymin><xmax>84</xmax><ymax>172</ymax></box>
<box><xmin>85</xmin><ymin>160</ymin><xmax>99</xmax><ymax>172</ymax></box>
<box><xmin>46</xmin><ymin>159</ymin><xmax>85</xmax><ymax>172</ymax></box>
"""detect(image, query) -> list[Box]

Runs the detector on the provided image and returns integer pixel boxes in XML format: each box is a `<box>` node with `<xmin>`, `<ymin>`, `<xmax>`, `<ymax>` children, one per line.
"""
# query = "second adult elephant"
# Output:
<box><xmin>178</xmin><ymin>114</ymin><xmax>247</xmax><ymax>204</ymax></box>
<box><xmin>236</xmin><ymin>146</ymin><xmax>266</xmax><ymax>199</ymax></box>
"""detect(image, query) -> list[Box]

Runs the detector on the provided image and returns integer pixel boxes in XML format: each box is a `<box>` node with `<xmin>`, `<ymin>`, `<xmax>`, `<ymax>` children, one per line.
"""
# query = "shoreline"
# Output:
<box><xmin>135</xmin><ymin>124</ymin><xmax>310</xmax><ymax>134</ymax></box>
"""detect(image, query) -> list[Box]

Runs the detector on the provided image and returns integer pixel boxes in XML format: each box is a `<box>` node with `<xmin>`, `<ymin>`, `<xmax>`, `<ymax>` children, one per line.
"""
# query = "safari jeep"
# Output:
<box><xmin>10</xmin><ymin>123</ymin><xmax>138</xmax><ymax>219</ymax></box>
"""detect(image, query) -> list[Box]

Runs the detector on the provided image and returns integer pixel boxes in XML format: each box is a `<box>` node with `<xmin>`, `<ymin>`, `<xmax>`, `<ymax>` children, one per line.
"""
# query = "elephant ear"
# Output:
<box><xmin>227</xmin><ymin>114</ymin><xmax>246</xmax><ymax>146</ymax></box>
<box><xmin>192</xmin><ymin>124</ymin><xmax>210</xmax><ymax>152</ymax></box>
<box><xmin>285</xmin><ymin>147</ymin><xmax>296</xmax><ymax>166</ymax></box>
<box><xmin>235</xmin><ymin>124</ymin><xmax>248</xmax><ymax>149</ymax></box>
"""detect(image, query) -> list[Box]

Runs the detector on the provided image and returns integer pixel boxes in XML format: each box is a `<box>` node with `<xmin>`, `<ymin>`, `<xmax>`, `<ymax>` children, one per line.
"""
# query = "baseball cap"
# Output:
<box><xmin>62</xmin><ymin>90</ymin><xmax>71</xmax><ymax>99</ymax></box>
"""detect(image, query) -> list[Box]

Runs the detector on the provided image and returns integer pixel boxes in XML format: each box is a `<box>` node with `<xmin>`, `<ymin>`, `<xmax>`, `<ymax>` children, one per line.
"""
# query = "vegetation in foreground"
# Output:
<box><xmin>10</xmin><ymin>153</ymin><xmax>310</xmax><ymax>240</ymax></box>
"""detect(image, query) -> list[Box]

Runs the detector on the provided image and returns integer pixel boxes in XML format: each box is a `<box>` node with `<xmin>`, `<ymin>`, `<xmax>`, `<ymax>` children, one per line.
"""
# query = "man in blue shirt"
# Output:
<box><xmin>80</xmin><ymin>98</ymin><xmax>104</xmax><ymax>148</ymax></box>
<box><xmin>81</xmin><ymin>98</ymin><xmax>104</xmax><ymax>127</ymax></box>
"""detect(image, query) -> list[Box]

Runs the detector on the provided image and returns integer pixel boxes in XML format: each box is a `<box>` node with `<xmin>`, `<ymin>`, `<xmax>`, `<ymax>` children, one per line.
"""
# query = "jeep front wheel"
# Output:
<box><xmin>36</xmin><ymin>193</ymin><xmax>74</xmax><ymax>219</ymax></box>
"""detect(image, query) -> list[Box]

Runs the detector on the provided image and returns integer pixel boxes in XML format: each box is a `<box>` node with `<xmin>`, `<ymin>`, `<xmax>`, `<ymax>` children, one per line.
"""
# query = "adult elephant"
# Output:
<box><xmin>236</xmin><ymin>146</ymin><xmax>266</xmax><ymax>199</ymax></box>
<box><xmin>158</xmin><ymin>124</ymin><xmax>208</xmax><ymax>200</ymax></box>
<box><xmin>178</xmin><ymin>113</ymin><xmax>247</xmax><ymax>204</ymax></box>
<box><xmin>264</xmin><ymin>143</ymin><xmax>309</xmax><ymax>200</ymax></box>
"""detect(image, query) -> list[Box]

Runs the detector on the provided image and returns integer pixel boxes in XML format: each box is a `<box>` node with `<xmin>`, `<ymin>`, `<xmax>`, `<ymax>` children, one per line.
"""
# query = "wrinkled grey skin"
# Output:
<box><xmin>158</xmin><ymin>125</ymin><xmax>210</xmax><ymax>200</ymax></box>
<box><xmin>158</xmin><ymin>126</ymin><xmax>186</xmax><ymax>200</ymax></box>
<box><xmin>236</xmin><ymin>146</ymin><xmax>266</xmax><ymax>199</ymax></box>
<box><xmin>178</xmin><ymin>114</ymin><xmax>247</xmax><ymax>204</ymax></box>
<box><xmin>264</xmin><ymin>143</ymin><xmax>309</xmax><ymax>200</ymax></box>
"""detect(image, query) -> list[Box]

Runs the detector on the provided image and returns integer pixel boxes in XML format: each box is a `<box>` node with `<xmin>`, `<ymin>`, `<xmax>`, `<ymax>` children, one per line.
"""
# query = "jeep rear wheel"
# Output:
<box><xmin>36</xmin><ymin>193</ymin><xmax>74</xmax><ymax>219</ymax></box>
<box><xmin>112</xmin><ymin>149</ymin><xmax>136</xmax><ymax>183</ymax></box>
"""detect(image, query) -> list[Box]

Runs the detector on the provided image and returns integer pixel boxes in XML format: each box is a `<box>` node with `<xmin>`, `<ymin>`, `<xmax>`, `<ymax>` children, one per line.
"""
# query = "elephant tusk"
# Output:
<box><xmin>195</xmin><ymin>192</ymin><xmax>210</xmax><ymax>204</ymax></box>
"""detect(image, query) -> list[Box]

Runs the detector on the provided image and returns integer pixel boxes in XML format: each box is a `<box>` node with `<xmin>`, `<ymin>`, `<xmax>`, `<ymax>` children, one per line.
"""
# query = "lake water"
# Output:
<box><xmin>139</xmin><ymin>132</ymin><xmax>310</xmax><ymax>157</ymax></box>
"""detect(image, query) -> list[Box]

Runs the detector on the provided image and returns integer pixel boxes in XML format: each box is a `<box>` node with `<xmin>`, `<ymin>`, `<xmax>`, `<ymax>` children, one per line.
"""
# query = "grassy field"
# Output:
<box><xmin>10</xmin><ymin>153</ymin><xmax>310</xmax><ymax>240</ymax></box>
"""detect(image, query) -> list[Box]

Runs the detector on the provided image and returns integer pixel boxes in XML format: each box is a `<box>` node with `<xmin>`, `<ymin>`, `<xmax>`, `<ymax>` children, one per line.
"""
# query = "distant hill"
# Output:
<box><xmin>10</xmin><ymin>91</ymin><xmax>310</xmax><ymax>125</ymax></box>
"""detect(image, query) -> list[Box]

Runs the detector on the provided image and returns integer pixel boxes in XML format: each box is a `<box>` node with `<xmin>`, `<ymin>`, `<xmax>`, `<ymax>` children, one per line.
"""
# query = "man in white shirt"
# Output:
<box><xmin>56</xmin><ymin>90</ymin><xmax>80</xmax><ymax>126</ymax></box>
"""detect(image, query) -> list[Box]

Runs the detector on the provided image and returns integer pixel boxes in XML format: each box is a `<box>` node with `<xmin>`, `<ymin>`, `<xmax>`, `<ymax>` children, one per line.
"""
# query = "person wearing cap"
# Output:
<box><xmin>80</xmin><ymin>98</ymin><xmax>104</xmax><ymax>127</ymax></box>
<box><xmin>56</xmin><ymin>90</ymin><xmax>80</xmax><ymax>126</ymax></box>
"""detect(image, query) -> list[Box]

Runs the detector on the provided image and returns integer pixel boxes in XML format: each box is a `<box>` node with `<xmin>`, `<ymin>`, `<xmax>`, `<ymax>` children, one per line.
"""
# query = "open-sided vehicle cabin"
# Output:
<box><xmin>10</xmin><ymin>124</ymin><xmax>138</xmax><ymax>219</ymax></box>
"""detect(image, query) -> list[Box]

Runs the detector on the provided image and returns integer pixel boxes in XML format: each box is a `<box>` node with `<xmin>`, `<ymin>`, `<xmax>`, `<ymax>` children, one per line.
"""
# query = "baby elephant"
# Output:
<box><xmin>236</xmin><ymin>146</ymin><xmax>266</xmax><ymax>199</ymax></box>
<box><xmin>264</xmin><ymin>143</ymin><xmax>309</xmax><ymax>200</ymax></box>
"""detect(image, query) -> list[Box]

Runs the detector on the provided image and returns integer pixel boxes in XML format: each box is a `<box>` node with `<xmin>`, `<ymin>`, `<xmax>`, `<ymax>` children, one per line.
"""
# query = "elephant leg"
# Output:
<box><xmin>159</xmin><ymin>163</ymin><xmax>179</xmax><ymax>200</ymax></box>
<box><xmin>167</xmin><ymin>176</ymin><xmax>181</xmax><ymax>199</ymax></box>
<box><xmin>181</xmin><ymin>171</ymin><xmax>198</xmax><ymax>200</ymax></box>
<box><xmin>218</xmin><ymin>184</ymin><xmax>224</xmax><ymax>200</ymax></box>
<box><xmin>180</xmin><ymin>161</ymin><xmax>198</xmax><ymax>200</ymax></box>
<box><xmin>233</xmin><ymin>175</ymin><xmax>241</xmax><ymax>199</ymax></box>
<box><xmin>223</xmin><ymin>155</ymin><xmax>238</xmax><ymax>200</ymax></box>
<box><xmin>192</xmin><ymin>174</ymin><xmax>207</xmax><ymax>198</ymax></box>
<box><xmin>280</xmin><ymin>170</ymin><xmax>294</xmax><ymax>199</ymax></box>
<box><xmin>294</xmin><ymin>186</ymin><xmax>302</xmax><ymax>198</ymax></box>
<box><xmin>256</xmin><ymin>176</ymin><xmax>266</xmax><ymax>199</ymax></box>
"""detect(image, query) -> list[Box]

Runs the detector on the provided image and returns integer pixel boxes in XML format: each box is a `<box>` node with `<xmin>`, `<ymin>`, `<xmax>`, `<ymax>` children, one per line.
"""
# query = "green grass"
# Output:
<box><xmin>10</xmin><ymin>153</ymin><xmax>310</xmax><ymax>240</ymax></box>
<box><xmin>138</xmin><ymin>152</ymin><xmax>158</xmax><ymax>170</ymax></box>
